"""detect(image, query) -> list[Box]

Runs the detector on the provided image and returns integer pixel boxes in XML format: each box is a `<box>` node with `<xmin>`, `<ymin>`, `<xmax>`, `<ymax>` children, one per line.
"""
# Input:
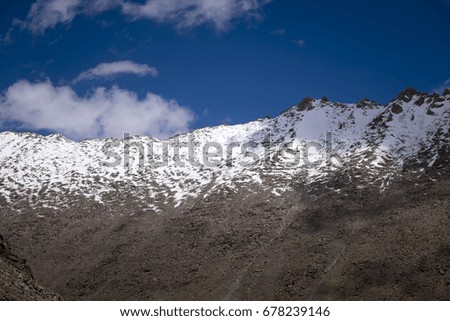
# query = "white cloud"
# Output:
<box><xmin>20</xmin><ymin>0</ymin><xmax>271</xmax><ymax>34</ymax></box>
<box><xmin>221</xmin><ymin>116</ymin><xmax>233</xmax><ymax>124</ymax></box>
<box><xmin>17</xmin><ymin>0</ymin><xmax>123</xmax><ymax>34</ymax></box>
<box><xmin>19</xmin><ymin>0</ymin><xmax>83</xmax><ymax>34</ymax></box>
<box><xmin>432</xmin><ymin>79</ymin><xmax>450</xmax><ymax>94</ymax></box>
<box><xmin>73</xmin><ymin>61</ymin><xmax>159</xmax><ymax>83</ymax></box>
<box><xmin>121</xmin><ymin>0</ymin><xmax>270</xmax><ymax>31</ymax></box>
<box><xmin>269</xmin><ymin>28</ymin><xmax>285</xmax><ymax>36</ymax></box>
<box><xmin>0</xmin><ymin>28</ymin><xmax>14</xmax><ymax>45</ymax></box>
<box><xmin>295</xmin><ymin>39</ymin><xmax>306</xmax><ymax>48</ymax></box>
<box><xmin>0</xmin><ymin>80</ymin><xmax>194</xmax><ymax>140</ymax></box>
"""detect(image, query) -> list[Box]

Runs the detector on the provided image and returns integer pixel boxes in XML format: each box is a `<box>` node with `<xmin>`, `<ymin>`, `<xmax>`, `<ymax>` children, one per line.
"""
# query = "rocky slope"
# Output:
<box><xmin>0</xmin><ymin>234</ymin><xmax>59</xmax><ymax>300</ymax></box>
<box><xmin>0</xmin><ymin>88</ymin><xmax>448</xmax><ymax>300</ymax></box>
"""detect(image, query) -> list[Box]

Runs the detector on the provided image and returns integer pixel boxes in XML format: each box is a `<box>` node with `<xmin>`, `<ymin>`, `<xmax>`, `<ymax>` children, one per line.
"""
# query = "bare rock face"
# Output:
<box><xmin>356</xmin><ymin>98</ymin><xmax>371</xmax><ymax>108</ymax></box>
<box><xmin>0</xmin><ymin>234</ymin><xmax>60</xmax><ymax>300</ymax></box>
<box><xmin>297</xmin><ymin>97</ymin><xmax>315</xmax><ymax>111</ymax></box>
<box><xmin>391</xmin><ymin>103</ymin><xmax>403</xmax><ymax>114</ymax></box>
<box><xmin>396</xmin><ymin>87</ymin><xmax>422</xmax><ymax>102</ymax></box>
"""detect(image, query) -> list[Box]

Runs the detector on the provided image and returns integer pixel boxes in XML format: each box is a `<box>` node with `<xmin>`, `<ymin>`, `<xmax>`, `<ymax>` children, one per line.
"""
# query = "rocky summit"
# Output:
<box><xmin>0</xmin><ymin>89</ymin><xmax>449</xmax><ymax>300</ymax></box>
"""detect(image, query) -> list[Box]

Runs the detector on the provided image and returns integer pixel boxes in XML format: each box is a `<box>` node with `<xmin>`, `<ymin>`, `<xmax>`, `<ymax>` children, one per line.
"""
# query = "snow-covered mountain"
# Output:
<box><xmin>1</xmin><ymin>88</ymin><xmax>449</xmax><ymax>301</ymax></box>
<box><xmin>0</xmin><ymin>88</ymin><xmax>449</xmax><ymax>213</ymax></box>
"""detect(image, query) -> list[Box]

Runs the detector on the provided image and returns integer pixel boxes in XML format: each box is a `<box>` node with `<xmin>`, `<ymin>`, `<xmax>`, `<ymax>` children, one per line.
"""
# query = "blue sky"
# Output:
<box><xmin>0</xmin><ymin>0</ymin><xmax>449</xmax><ymax>140</ymax></box>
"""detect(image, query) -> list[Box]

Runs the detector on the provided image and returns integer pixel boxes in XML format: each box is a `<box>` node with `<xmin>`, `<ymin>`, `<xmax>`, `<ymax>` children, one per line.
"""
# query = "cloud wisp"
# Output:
<box><xmin>0</xmin><ymin>80</ymin><xmax>194</xmax><ymax>140</ymax></box>
<box><xmin>16</xmin><ymin>0</ymin><xmax>106</xmax><ymax>34</ymax></box>
<box><xmin>18</xmin><ymin>0</ymin><xmax>271</xmax><ymax>34</ymax></box>
<box><xmin>120</xmin><ymin>0</ymin><xmax>271</xmax><ymax>31</ymax></box>
<box><xmin>73</xmin><ymin>61</ymin><xmax>159</xmax><ymax>83</ymax></box>
<box><xmin>295</xmin><ymin>39</ymin><xmax>306</xmax><ymax>48</ymax></box>
<box><xmin>432</xmin><ymin>79</ymin><xmax>450</xmax><ymax>94</ymax></box>
<box><xmin>269</xmin><ymin>28</ymin><xmax>285</xmax><ymax>36</ymax></box>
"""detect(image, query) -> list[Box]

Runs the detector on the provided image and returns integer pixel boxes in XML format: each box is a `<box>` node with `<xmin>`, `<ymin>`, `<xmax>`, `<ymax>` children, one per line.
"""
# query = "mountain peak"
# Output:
<box><xmin>395</xmin><ymin>87</ymin><xmax>424</xmax><ymax>102</ymax></box>
<box><xmin>356</xmin><ymin>98</ymin><xmax>378</xmax><ymax>109</ymax></box>
<box><xmin>296</xmin><ymin>97</ymin><xmax>316</xmax><ymax>111</ymax></box>
<box><xmin>47</xmin><ymin>133</ymin><xmax>69</xmax><ymax>142</ymax></box>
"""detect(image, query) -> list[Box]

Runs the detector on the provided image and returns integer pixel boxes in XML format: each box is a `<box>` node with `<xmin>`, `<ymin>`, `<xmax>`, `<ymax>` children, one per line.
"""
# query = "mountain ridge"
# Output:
<box><xmin>1</xmin><ymin>87</ymin><xmax>448</xmax><ymax>142</ymax></box>
<box><xmin>0</xmin><ymin>88</ymin><xmax>448</xmax><ymax>213</ymax></box>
